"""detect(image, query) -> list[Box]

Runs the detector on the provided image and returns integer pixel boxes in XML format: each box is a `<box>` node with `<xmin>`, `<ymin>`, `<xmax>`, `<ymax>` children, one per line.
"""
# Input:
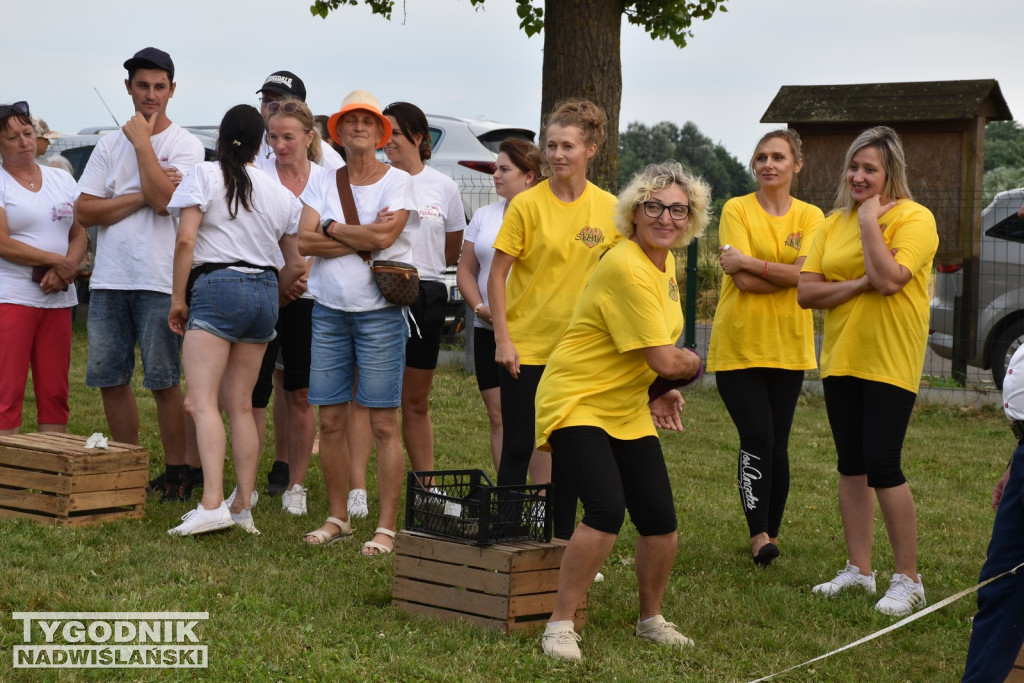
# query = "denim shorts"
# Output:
<box><xmin>186</xmin><ymin>270</ymin><xmax>279</xmax><ymax>344</ymax></box>
<box><xmin>86</xmin><ymin>289</ymin><xmax>182</xmax><ymax>390</ymax></box>
<box><xmin>309</xmin><ymin>303</ymin><xmax>407</xmax><ymax>408</ymax></box>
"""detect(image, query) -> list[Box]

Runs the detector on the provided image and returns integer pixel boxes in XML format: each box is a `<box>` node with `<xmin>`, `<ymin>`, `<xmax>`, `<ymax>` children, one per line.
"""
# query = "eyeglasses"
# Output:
<box><xmin>265</xmin><ymin>101</ymin><xmax>301</xmax><ymax>116</ymax></box>
<box><xmin>0</xmin><ymin>101</ymin><xmax>30</xmax><ymax>120</ymax></box>
<box><xmin>642</xmin><ymin>201</ymin><xmax>689</xmax><ymax>221</ymax></box>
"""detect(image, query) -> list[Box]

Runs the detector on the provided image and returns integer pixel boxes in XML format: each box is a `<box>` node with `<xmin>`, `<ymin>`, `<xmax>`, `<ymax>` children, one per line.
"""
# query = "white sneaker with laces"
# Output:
<box><xmin>875</xmin><ymin>573</ymin><xmax>926</xmax><ymax>616</ymax></box>
<box><xmin>635</xmin><ymin>615</ymin><xmax>694</xmax><ymax>647</ymax></box>
<box><xmin>168</xmin><ymin>502</ymin><xmax>233</xmax><ymax>536</ymax></box>
<box><xmin>812</xmin><ymin>561</ymin><xmax>877</xmax><ymax>597</ymax></box>
<box><xmin>282</xmin><ymin>484</ymin><xmax>308</xmax><ymax>516</ymax></box>
<box><xmin>541</xmin><ymin>620</ymin><xmax>581</xmax><ymax>661</ymax></box>
<box><xmin>229</xmin><ymin>507</ymin><xmax>260</xmax><ymax>535</ymax></box>
<box><xmin>348</xmin><ymin>488</ymin><xmax>369</xmax><ymax>519</ymax></box>
<box><xmin>226</xmin><ymin>487</ymin><xmax>258</xmax><ymax>508</ymax></box>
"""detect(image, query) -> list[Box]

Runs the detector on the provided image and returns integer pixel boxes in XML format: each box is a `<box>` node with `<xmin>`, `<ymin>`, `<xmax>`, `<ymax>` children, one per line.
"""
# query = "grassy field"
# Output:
<box><xmin>0</xmin><ymin>324</ymin><xmax>1011</xmax><ymax>681</ymax></box>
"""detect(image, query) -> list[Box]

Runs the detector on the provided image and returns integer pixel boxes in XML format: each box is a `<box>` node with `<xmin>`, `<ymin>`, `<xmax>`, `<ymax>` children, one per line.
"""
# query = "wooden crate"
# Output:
<box><xmin>0</xmin><ymin>432</ymin><xmax>148</xmax><ymax>527</ymax></box>
<box><xmin>392</xmin><ymin>530</ymin><xmax>587</xmax><ymax>633</ymax></box>
<box><xmin>1008</xmin><ymin>644</ymin><xmax>1024</xmax><ymax>682</ymax></box>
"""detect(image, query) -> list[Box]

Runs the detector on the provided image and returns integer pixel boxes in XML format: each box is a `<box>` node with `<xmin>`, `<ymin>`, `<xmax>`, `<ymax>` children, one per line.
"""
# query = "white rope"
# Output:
<box><xmin>748</xmin><ymin>561</ymin><xmax>1024</xmax><ymax>683</ymax></box>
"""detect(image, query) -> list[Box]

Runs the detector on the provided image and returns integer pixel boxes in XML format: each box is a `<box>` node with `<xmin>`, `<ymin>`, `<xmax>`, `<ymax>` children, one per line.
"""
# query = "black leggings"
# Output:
<box><xmin>716</xmin><ymin>368</ymin><xmax>804</xmax><ymax>539</ymax></box>
<box><xmin>821</xmin><ymin>375</ymin><xmax>917</xmax><ymax>488</ymax></box>
<box><xmin>496</xmin><ymin>364</ymin><xmax>578</xmax><ymax>539</ymax></box>
<box><xmin>548</xmin><ymin>427</ymin><xmax>676</xmax><ymax>536</ymax></box>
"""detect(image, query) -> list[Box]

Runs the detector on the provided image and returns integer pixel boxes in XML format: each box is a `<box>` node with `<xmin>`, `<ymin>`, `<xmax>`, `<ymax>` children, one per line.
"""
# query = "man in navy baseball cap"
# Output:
<box><xmin>123</xmin><ymin>46</ymin><xmax>174</xmax><ymax>82</ymax></box>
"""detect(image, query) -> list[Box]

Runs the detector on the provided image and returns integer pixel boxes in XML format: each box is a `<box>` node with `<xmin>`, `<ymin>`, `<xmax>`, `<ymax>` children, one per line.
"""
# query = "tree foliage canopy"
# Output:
<box><xmin>983</xmin><ymin>120</ymin><xmax>1024</xmax><ymax>204</ymax></box>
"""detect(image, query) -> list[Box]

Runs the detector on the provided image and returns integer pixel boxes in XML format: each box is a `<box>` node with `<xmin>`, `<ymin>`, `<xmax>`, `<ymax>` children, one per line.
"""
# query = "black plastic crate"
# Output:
<box><xmin>404</xmin><ymin>469</ymin><xmax>552</xmax><ymax>546</ymax></box>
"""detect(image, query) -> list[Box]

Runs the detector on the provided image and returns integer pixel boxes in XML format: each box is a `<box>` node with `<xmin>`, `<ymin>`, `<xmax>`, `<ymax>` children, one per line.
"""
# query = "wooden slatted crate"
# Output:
<box><xmin>0</xmin><ymin>432</ymin><xmax>148</xmax><ymax>527</ymax></box>
<box><xmin>392</xmin><ymin>530</ymin><xmax>586</xmax><ymax>633</ymax></box>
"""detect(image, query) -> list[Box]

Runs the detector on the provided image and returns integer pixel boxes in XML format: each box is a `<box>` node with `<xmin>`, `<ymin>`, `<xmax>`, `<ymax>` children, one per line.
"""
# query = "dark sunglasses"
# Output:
<box><xmin>265</xmin><ymin>101</ymin><xmax>301</xmax><ymax>116</ymax></box>
<box><xmin>0</xmin><ymin>101</ymin><xmax>30</xmax><ymax>120</ymax></box>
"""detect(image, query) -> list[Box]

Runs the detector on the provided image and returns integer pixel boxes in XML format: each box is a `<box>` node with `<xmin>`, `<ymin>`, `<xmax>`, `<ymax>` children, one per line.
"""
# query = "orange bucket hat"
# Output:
<box><xmin>326</xmin><ymin>89</ymin><xmax>392</xmax><ymax>149</ymax></box>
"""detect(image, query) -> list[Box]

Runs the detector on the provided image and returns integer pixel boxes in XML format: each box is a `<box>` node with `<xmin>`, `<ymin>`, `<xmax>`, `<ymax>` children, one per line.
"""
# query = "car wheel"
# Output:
<box><xmin>991</xmin><ymin>320</ymin><xmax>1024</xmax><ymax>390</ymax></box>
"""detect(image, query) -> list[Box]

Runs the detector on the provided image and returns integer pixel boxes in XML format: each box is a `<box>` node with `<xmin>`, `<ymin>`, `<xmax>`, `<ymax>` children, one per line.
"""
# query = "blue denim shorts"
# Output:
<box><xmin>186</xmin><ymin>270</ymin><xmax>279</xmax><ymax>344</ymax></box>
<box><xmin>309</xmin><ymin>303</ymin><xmax>407</xmax><ymax>408</ymax></box>
<box><xmin>86</xmin><ymin>289</ymin><xmax>181</xmax><ymax>390</ymax></box>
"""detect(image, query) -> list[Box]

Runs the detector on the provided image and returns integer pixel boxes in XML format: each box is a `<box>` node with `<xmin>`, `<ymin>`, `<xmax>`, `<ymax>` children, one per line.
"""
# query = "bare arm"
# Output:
<box><xmin>445</xmin><ymin>230</ymin><xmax>464</xmax><ymax>267</ymax></box>
<box><xmin>0</xmin><ymin>207</ymin><xmax>82</xmax><ymax>277</ymax></box>
<box><xmin>122</xmin><ymin>113</ymin><xmax>177</xmax><ymax>216</ymax></box>
<box><xmin>642</xmin><ymin>345</ymin><xmax>701</xmax><ymax>380</ymax></box>
<box><xmin>859</xmin><ymin>196</ymin><xmax>911</xmax><ymax>295</ymax></box>
<box><xmin>276</xmin><ymin>234</ymin><xmax>305</xmax><ymax>297</ymax></box>
<box><xmin>168</xmin><ymin>205</ymin><xmax>200</xmax><ymax>335</ymax></box>
<box><xmin>488</xmin><ymin>250</ymin><xmax>518</xmax><ymax>377</ymax></box>
<box><xmin>297</xmin><ymin>205</ymin><xmax>357</xmax><ymax>258</ymax></box>
<box><xmin>797</xmin><ymin>271</ymin><xmax>872</xmax><ymax>310</ymax></box>
<box><xmin>75</xmin><ymin>192</ymin><xmax>148</xmax><ymax>228</ymax></box>
<box><xmin>456</xmin><ymin>240</ymin><xmax>492</xmax><ymax>324</ymax></box>
<box><xmin>327</xmin><ymin>209</ymin><xmax>410</xmax><ymax>252</ymax></box>
<box><xmin>720</xmin><ymin>247</ymin><xmax>804</xmax><ymax>292</ymax></box>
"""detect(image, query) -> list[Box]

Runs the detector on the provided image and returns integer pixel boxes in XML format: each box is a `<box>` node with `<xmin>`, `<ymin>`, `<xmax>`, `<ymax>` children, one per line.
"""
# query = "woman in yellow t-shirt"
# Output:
<box><xmin>707</xmin><ymin>130</ymin><xmax>823</xmax><ymax>566</ymax></box>
<box><xmin>488</xmin><ymin>100</ymin><xmax>619</xmax><ymax>540</ymax></box>
<box><xmin>798</xmin><ymin>126</ymin><xmax>938</xmax><ymax>617</ymax></box>
<box><xmin>533</xmin><ymin>162</ymin><xmax>707</xmax><ymax>661</ymax></box>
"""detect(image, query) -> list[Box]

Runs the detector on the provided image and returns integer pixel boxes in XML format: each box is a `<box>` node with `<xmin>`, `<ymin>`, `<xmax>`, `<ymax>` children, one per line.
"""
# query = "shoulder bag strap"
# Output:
<box><xmin>334</xmin><ymin>167</ymin><xmax>371</xmax><ymax>261</ymax></box>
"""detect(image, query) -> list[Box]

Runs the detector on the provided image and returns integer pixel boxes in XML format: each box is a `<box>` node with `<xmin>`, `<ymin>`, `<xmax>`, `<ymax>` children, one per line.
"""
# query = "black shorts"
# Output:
<box><xmin>278</xmin><ymin>297</ymin><xmax>313</xmax><ymax>391</ymax></box>
<box><xmin>405</xmin><ymin>281</ymin><xmax>447</xmax><ymax>370</ymax></box>
<box><xmin>473</xmin><ymin>327</ymin><xmax>500</xmax><ymax>391</ymax></box>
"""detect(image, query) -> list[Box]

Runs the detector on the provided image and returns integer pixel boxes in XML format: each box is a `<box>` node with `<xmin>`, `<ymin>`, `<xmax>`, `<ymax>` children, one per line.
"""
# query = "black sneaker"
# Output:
<box><xmin>148</xmin><ymin>471</ymin><xmax>167</xmax><ymax>496</ymax></box>
<box><xmin>265</xmin><ymin>461</ymin><xmax>289</xmax><ymax>496</ymax></box>
<box><xmin>161</xmin><ymin>472</ymin><xmax>192</xmax><ymax>503</ymax></box>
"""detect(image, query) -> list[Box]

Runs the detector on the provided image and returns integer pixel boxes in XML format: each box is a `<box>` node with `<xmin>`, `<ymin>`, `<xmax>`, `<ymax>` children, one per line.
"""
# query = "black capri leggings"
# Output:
<box><xmin>548</xmin><ymin>426</ymin><xmax>677</xmax><ymax>536</ymax></box>
<box><xmin>822</xmin><ymin>375</ymin><xmax>917</xmax><ymax>488</ymax></box>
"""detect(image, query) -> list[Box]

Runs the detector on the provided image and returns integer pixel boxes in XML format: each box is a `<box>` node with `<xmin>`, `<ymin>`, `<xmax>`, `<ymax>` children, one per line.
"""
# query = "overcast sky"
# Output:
<box><xmin>3</xmin><ymin>0</ymin><xmax>1021</xmax><ymax>163</ymax></box>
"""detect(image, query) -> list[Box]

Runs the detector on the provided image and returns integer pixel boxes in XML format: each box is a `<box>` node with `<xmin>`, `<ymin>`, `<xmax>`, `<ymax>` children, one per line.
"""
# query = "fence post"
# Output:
<box><xmin>684</xmin><ymin>239</ymin><xmax>699</xmax><ymax>348</ymax></box>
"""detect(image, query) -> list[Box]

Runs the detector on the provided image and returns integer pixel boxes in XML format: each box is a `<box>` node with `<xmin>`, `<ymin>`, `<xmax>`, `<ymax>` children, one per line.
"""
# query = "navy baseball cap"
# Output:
<box><xmin>124</xmin><ymin>47</ymin><xmax>175</xmax><ymax>81</ymax></box>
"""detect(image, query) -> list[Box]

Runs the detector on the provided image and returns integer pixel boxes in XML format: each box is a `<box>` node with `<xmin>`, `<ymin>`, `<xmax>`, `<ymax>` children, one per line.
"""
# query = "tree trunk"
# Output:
<box><xmin>541</xmin><ymin>0</ymin><xmax>625</xmax><ymax>194</ymax></box>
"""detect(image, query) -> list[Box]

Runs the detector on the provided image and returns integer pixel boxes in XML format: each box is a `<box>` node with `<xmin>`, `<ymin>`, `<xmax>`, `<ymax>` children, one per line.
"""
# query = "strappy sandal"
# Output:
<box><xmin>303</xmin><ymin>516</ymin><xmax>352</xmax><ymax>545</ymax></box>
<box><xmin>361</xmin><ymin>527</ymin><xmax>396</xmax><ymax>556</ymax></box>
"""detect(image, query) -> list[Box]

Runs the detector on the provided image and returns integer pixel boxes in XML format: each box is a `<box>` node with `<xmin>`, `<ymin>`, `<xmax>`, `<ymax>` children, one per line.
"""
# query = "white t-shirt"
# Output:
<box><xmin>256</xmin><ymin>161</ymin><xmax>324</xmax><ymax>299</ymax></box>
<box><xmin>0</xmin><ymin>165</ymin><xmax>79</xmax><ymax>308</ymax></box>
<box><xmin>77</xmin><ymin>124</ymin><xmax>204</xmax><ymax>294</ymax></box>
<box><xmin>405</xmin><ymin>165</ymin><xmax>466</xmax><ymax>283</ymax></box>
<box><xmin>256</xmin><ymin>138</ymin><xmax>344</xmax><ymax>173</ymax></box>
<box><xmin>300</xmin><ymin>166</ymin><xmax>414</xmax><ymax>312</ymax></box>
<box><xmin>167</xmin><ymin>162</ymin><xmax>300</xmax><ymax>267</ymax></box>
<box><xmin>1004</xmin><ymin>345</ymin><xmax>1024</xmax><ymax>421</ymax></box>
<box><xmin>464</xmin><ymin>200</ymin><xmax>506</xmax><ymax>330</ymax></box>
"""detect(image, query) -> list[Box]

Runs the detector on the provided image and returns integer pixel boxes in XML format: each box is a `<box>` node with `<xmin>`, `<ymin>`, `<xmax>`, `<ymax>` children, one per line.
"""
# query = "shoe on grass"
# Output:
<box><xmin>167</xmin><ymin>502</ymin><xmax>233</xmax><ymax>536</ymax></box>
<box><xmin>874</xmin><ymin>573</ymin><xmax>925</xmax><ymax>616</ymax></box>
<box><xmin>348</xmin><ymin>488</ymin><xmax>369</xmax><ymax>519</ymax></box>
<box><xmin>160</xmin><ymin>472</ymin><xmax>192</xmax><ymax>503</ymax></box>
<box><xmin>266</xmin><ymin>461</ymin><xmax>289</xmax><ymax>496</ymax></box>
<box><xmin>812</xmin><ymin>561</ymin><xmax>876</xmax><ymax>597</ymax></box>
<box><xmin>282</xmin><ymin>484</ymin><xmax>308</xmax><ymax>516</ymax></box>
<box><xmin>230</xmin><ymin>507</ymin><xmax>261</xmax><ymax>535</ymax></box>
<box><xmin>636</xmin><ymin>615</ymin><xmax>694</xmax><ymax>647</ymax></box>
<box><xmin>541</xmin><ymin>620</ymin><xmax>581</xmax><ymax>661</ymax></box>
<box><xmin>226</xmin><ymin>487</ymin><xmax>258</xmax><ymax>508</ymax></box>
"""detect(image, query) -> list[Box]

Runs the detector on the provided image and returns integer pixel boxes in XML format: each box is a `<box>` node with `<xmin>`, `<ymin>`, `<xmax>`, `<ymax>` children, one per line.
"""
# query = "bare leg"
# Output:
<box><xmin>181</xmin><ymin>330</ymin><xmax>232</xmax><ymax>510</ymax></box>
<box><xmin>480</xmin><ymin>387</ymin><xmax>502</xmax><ymax>473</ymax></box>
<box><xmin>184</xmin><ymin>414</ymin><xmax>200</xmax><ymax>468</ymax></box>
<box><xmin>637</xmin><ymin>532</ymin><xmax>678</xmax><ymax>620</ymax></box>
<box><xmin>152</xmin><ymin>385</ymin><xmax>187</xmax><ymax>466</ymax></box>
<box><xmin>401</xmin><ymin>367</ymin><xmax>435</xmax><ymax>473</ymax></box>
<box><xmin>219</xmin><ymin>342</ymin><xmax>267</xmax><ymax>514</ymax></box>
<box><xmin>838</xmin><ymin>474</ymin><xmax>875</xmax><ymax>574</ymax></box>
<box><xmin>286</xmin><ymin>388</ymin><xmax>316</xmax><ymax>487</ymax></box>
<box><xmin>750</xmin><ymin>531</ymin><xmax>772</xmax><ymax>556</ymax></box>
<box><xmin>348</xmin><ymin>401</ymin><xmax>373</xmax><ymax>491</ymax></box>
<box><xmin>252</xmin><ymin>407</ymin><xmax>268</xmax><ymax>459</ymax></box>
<box><xmin>0</xmin><ymin>427</ymin><xmax>18</xmax><ymax>436</ymax></box>
<box><xmin>529</xmin><ymin>449</ymin><xmax>552</xmax><ymax>486</ymax></box>
<box><xmin>549</xmin><ymin>524</ymin><xmax>617</xmax><ymax>622</ymax></box>
<box><xmin>364</xmin><ymin>406</ymin><xmax>403</xmax><ymax>553</ymax></box>
<box><xmin>101</xmin><ymin>384</ymin><xmax>139</xmax><ymax>444</ymax></box>
<box><xmin>876</xmin><ymin>483</ymin><xmax>919</xmax><ymax>578</ymax></box>
<box><xmin>37</xmin><ymin>423</ymin><xmax>66</xmax><ymax>433</ymax></box>
<box><xmin>312</xmin><ymin>402</ymin><xmax>351</xmax><ymax>537</ymax></box>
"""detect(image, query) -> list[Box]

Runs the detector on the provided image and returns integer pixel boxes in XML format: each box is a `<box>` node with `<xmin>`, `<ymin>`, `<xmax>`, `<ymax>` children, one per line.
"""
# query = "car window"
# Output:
<box><xmin>60</xmin><ymin>146</ymin><xmax>96</xmax><ymax>181</ymax></box>
<box><xmin>986</xmin><ymin>213</ymin><xmax>1024</xmax><ymax>243</ymax></box>
<box><xmin>475</xmin><ymin>129</ymin><xmax>535</xmax><ymax>154</ymax></box>
<box><xmin>429</xmin><ymin>127</ymin><xmax>443</xmax><ymax>151</ymax></box>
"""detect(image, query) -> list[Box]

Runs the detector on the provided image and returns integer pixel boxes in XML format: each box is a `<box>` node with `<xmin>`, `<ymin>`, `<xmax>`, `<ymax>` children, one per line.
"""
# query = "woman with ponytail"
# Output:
<box><xmin>165</xmin><ymin>104</ymin><xmax>305</xmax><ymax>536</ymax></box>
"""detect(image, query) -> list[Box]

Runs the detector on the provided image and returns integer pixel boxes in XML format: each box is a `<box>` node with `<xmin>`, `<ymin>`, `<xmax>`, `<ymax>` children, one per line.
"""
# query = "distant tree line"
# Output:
<box><xmin>984</xmin><ymin>120</ymin><xmax>1024</xmax><ymax>204</ymax></box>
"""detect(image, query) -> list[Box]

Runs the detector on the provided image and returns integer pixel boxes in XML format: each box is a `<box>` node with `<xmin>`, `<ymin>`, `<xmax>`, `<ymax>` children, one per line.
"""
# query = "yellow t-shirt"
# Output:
<box><xmin>535</xmin><ymin>240</ymin><xmax>684</xmax><ymax>451</ymax></box>
<box><xmin>707</xmin><ymin>194</ymin><xmax>824</xmax><ymax>372</ymax></box>
<box><xmin>492</xmin><ymin>179</ymin><xmax>619</xmax><ymax>364</ymax></box>
<box><xmin>801</xmin><ymin>200</ymin><xmax>938</xmax><ymax>393</ymax></box>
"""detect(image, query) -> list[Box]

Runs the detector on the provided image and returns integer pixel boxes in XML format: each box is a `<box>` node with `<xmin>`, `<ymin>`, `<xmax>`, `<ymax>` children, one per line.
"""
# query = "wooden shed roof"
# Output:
<box><xmin>761</xmin><ymin>80</ymin><xmax>1012</xmax><ymax>124</ymax></box>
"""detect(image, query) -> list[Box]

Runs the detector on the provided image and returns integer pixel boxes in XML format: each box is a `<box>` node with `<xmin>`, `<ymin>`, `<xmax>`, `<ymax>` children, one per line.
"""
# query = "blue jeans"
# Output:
<box><xmin>186</xmin><ymin>270</ymin><xmax>278</xmax><ymax>344</ymax></box>
<box><xmin>962</xmin><ymin>442</ymin><xmax>1024</xmax><ymax>682</ymax></box>
<box><xmin>86</xmin><ymin>289</ymin><xmax>180</xmax><ymax>390</ymax></box>
<box><xmin>308</xmin><ymin>303</ymin><xmax>407</xmax><ymax>408</ymax></box>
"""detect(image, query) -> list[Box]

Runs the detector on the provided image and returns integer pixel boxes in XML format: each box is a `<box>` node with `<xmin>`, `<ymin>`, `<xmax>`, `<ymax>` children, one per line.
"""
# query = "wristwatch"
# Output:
<box><xmin>321</xmin><ymin>219</ymin><xmax>334</xmax><ymax>238</ymax></box>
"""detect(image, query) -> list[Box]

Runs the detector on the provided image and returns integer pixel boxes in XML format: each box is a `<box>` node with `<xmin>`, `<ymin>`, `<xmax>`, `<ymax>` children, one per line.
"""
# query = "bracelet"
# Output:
<box><xmin>473</xmin><ymin>303</ymin><xmax>484</xmax><ymax>314</ymax></box>
<box><xmin>762</xmin><ymin>260</ymin><xmax>769</xmax><ymax>279</ymax></box>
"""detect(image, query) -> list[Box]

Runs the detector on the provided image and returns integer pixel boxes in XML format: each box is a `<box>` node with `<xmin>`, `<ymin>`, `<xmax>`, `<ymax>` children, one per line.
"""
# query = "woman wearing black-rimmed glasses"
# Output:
<box><xmin>0</xmin><ymin>101</ymin><xmax>87</xmax><ymax>436</ymax></box>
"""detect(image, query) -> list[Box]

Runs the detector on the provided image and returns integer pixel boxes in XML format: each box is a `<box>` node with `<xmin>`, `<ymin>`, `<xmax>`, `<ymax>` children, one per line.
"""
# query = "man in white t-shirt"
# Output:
<box><xmin>75</xmin><ymin>47</ymin><xmax>205</xmax><ymax>501</ymax></box>
<box><xmin>255</xmin><ymin>70</ymin><xmax>344</xmax><ymax>172</ymax></box>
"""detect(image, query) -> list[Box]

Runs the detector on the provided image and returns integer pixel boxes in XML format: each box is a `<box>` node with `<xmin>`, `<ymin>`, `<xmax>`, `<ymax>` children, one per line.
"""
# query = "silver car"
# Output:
<box><xmin>929</xmin><ymin>188</ymin><xmax>1024</xmax><ymax>387</ymax></box>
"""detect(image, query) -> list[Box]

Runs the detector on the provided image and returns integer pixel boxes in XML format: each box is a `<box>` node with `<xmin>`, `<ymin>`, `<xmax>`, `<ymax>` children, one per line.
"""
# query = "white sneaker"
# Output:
<box><xmin>541</xmin><ymin>620</ymin><xmax>581</xmax><ymax>661</ymax></box>
<box><xmin>282</xmin><ymin>484</ymin><xmax>308</xmax><ymax>516</ymax></box>
<box><xmin>230</xmin><ymin>507</ymin><xmax>261</xmax><ymax>535</ymax></box>
<box><xmin>168</xmin><ymin>502</ymin><xmax>233</xmax><ymax>536</ymax></box>
<box><xmin>636</xmin><ymin>615</ymin><xmax>694</xmax><ymax>647</ymax></box>
<box><xmin>812</xmin><ymin>561</ymin><xmax>877</xmax><ymax>597</ymax></box>
<box><xmin>875</xmin><ymin>573</ymin><xmax>926</xmax><ymax>616</ymax></box>
<box><xmin>348</xmin><ymin>488</ymin><xmax>368</xmax><ymax>519</ymax></box>
<box><xmin>226</xmin><ymin>487</ymin><xmax>258</xmax><ymax>508</ymax></box>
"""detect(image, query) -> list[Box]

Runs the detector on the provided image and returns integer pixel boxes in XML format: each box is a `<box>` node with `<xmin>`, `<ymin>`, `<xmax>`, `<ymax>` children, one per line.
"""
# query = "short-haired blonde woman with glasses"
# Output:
<box><xmin>534</xmin><ymin>161</ymin><xmax>708</xmax><ymax>661</ymax></box>
<box><xmin>798</xmin><ymin>126</ymin><xmax>938</xmax><ymax>616</ymax></box>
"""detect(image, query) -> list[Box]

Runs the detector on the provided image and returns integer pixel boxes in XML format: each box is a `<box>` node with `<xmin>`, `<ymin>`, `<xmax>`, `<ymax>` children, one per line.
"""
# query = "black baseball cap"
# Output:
<box><xmin>257</xmin><ymin>71</ymin><xmax>306</xmax><ymax>101</ymax></box>
<box><xmin>123</xmin><ymin>47</ymin><xmax>175</xmax><ymax>82</ymax></box>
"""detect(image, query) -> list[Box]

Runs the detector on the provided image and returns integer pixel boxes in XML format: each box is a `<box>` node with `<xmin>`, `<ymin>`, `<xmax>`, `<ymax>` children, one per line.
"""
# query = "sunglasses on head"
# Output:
<box><xmin>266</xmin><ymin>101</ymin><xmax>301</xmax><ymax>116</ymax></box>
<box><xmin>0</xmin><ymin>101</ymin><xmax>30</xmax><ymax>120</ymax></box>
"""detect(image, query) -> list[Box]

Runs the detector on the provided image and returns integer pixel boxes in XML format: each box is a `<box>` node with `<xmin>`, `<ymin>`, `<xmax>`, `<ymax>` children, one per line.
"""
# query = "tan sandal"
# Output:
<box><xmin>361</xmin><ymin>527</ymin><xmax>396</xmax><ymax>556</ymax></box>
<box><xmin>303</xmin><ymin>516</ymin><xmax>352</xmax><ymax>545</ymax></box>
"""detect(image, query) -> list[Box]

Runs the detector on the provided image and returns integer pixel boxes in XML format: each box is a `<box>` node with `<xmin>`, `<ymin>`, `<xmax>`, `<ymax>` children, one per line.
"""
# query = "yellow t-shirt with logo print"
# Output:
<box><xmin>535</xmin><ymin>240</ymin><xmax>684</xmax><ymax>451</ymax></box>
<box><xmin>707</xmin><ymin>193</ymin><xmax>824</xmax><ymax>372</ymax></box>
<box><xmin>801</xmin><ymin>200</ymin><xmax>938</xmax><ymax>393</ymax></box>
<box><xmin>493</xmin><ymin>179</ymin><xmax>619</xmax><ymax>365</ymax></box>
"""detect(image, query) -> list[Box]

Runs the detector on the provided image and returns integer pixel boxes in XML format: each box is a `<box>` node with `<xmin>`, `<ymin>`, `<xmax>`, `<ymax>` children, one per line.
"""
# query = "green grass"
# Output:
<box><xmin>0</xmin><ymin>325</ymin><xmax>1010</xmax><ymax>681</ymax></box>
